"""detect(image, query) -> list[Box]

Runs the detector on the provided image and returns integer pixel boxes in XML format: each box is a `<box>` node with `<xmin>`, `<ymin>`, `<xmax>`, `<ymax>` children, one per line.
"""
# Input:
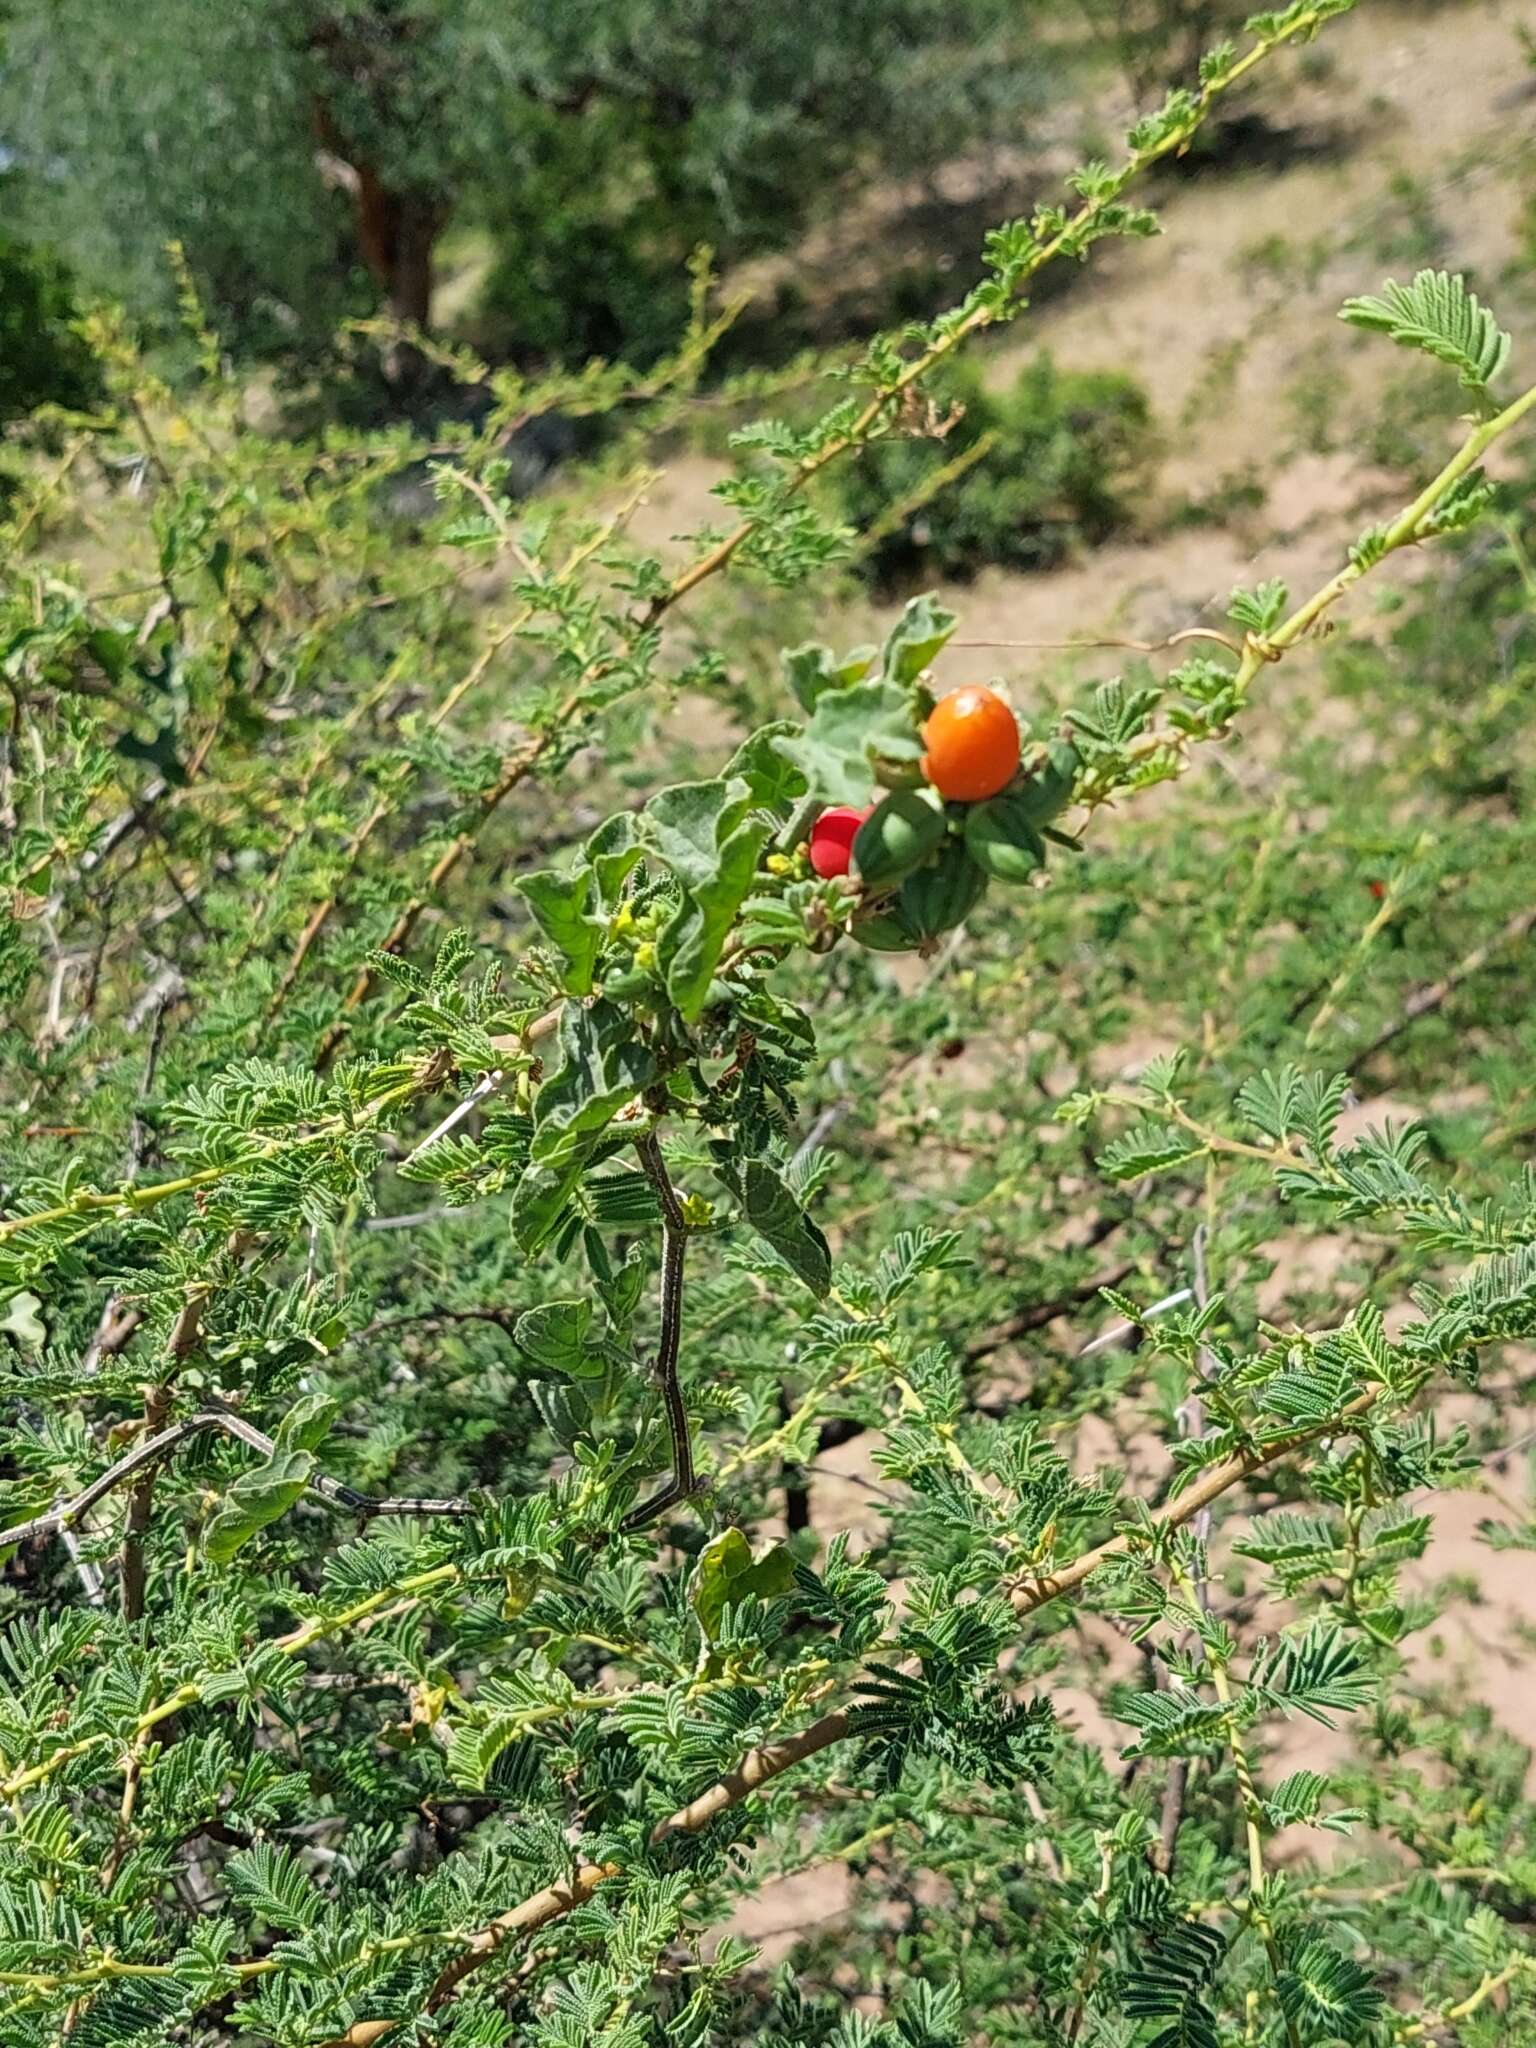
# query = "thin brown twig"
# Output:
<box><xmin>346</xmin><ymin>1304</ymin><xmax>519</xmax><ymax>1345</ymax></box>
<box><xmin>963</xmin><ymin>1258</ymin><xmax>1136</xmax><ymax>1362</ymax></box>
<box><xmin>951</xmin><ymin>627</ymin><xmax>1241</xmax><ymax>657</ymax></box>
<box><xmin>1353</xmin><ymin>905</ymin><xmax>1536</xmax><ymax>1067</ymax></box>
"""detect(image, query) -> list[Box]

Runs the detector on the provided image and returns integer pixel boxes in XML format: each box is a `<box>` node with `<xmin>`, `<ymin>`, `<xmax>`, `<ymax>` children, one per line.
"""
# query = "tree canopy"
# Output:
<box><xmin>2</xmin><ymin>0</ymin><xmax>1049</xmax><ymax>356</ymax></box>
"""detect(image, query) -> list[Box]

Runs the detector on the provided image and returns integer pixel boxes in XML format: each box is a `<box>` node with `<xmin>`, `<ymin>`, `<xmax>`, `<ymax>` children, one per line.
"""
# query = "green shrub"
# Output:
<box><xmin>11</xmin><ymin>12</ymin><xmax>1536</xmax><ymax>2048</ymax></box>
<box><xmin>831</xmin><ymin>354</ymin><xmax>1154</xmax><ymax>588</ymax></box>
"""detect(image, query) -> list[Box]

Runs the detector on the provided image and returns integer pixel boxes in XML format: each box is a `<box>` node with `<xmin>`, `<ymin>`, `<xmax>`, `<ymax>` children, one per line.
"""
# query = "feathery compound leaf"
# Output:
<box><xmin>875</xmin><ymin>1228</ymin><xmax>966</xmax><ymax>1304</ymax></box>
<box><xmin>1098</xmin><ymin>1120</ymin><xmax>1204</xmax><ymax>1181</ymax></box>
<box><xmin>1276</xmin><ymin>1941</ymin><xmax>1383</xmax><ymax>2043</ymax></box>
<box><xmin>1263</xmin><ymin>1770</ymin><xmax>1366</xmax><ymax>1834</ymax></box>
<box><xmin>1117</xmin><ymin>1686</ymin><xmax>1234</xmax><ymax>1759</ymax></box>
<box><xmin>222</xmin><ymin>1842</ymin><xmax>321</xmax><ymax>1930</ymax></box>
<box><xmin>1123</xmin><ymin>1921</ymin><xmax>1225</xmax><ymax>2048</ymax></box>
<box><xmin>1252</xmin><ymin>1624</ymin><xmax>1374</xmax><ymax>1725</ymax></box>
<box><xmin>1340</xmin><ymin>269</ymin><xmax>1511</xmax><ymax>393</ymax></box>
<box><xmin>1227</xmin><ymin>578</ymin><xmax>1289</xmax><ymax>635</ymax></box>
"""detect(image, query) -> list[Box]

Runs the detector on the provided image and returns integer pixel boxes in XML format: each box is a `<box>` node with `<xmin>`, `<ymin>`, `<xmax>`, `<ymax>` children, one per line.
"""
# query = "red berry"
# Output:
<box><xmin>808</xmin><ymin>805</ymin><xmax>870</xmax><ymax>879</ymax></box>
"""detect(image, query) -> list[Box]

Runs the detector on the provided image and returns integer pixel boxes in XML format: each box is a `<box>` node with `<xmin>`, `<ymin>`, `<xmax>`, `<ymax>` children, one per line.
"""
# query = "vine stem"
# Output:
<box><xmin>0</xmin><ymin>1556</ymin><xmax>464</xmax><ymax>1798</ymax></box>
<box><xmin>1153</xmin><ymin>1220</ymin><xmax>1217</xmax><ymax>1876</ymax></box>
<box><xmin>1240</xmin><ymin>377</ymin><xmax>1536</xmax><ymax>681</ymax></box>
<box><xmin>1396</xmin><ymin>1955</ymin><xmax>1536</xmax><ymax>2038</ymax></box>
<box><xmin>619</xmin><ymin>1130</ymin><xmax>695</xmax><ymax>1532</ymax></box>
<box><xmin>0</xmin><ymin>1072</ymin><xmax>427</xmax><ymax>1244</ymax></box>
<box><xmin>0</xmin><ymin>1407</ymin><xmax>473</xmax><ymax>1557</ymax></box>
<box><xmin>119</xmin><ymin>1288</ymin><xmax>206</xmax><ymax>1623</ymax></box>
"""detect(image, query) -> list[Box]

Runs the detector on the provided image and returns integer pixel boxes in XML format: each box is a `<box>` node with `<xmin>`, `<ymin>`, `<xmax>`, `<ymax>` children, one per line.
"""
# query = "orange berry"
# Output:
<box><xmin>921</xmin><ymin>686</ymin><xmax>1020</xmax><ymax>802</ymax></box>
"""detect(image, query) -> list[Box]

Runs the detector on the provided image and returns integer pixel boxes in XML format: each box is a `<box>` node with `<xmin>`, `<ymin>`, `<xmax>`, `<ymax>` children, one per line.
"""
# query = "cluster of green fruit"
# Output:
<box><xmin>806</xmin><ymin>686</ymin><xmax>1080</xmax><ymax>951</ymax></box>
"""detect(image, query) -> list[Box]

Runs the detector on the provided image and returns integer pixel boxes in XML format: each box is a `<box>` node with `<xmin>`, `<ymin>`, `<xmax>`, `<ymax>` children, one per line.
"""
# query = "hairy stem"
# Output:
<box><xmin>620</xmin><ymin>1130</ymin><xmax>695</xmax><ymax>1533</ymax></box>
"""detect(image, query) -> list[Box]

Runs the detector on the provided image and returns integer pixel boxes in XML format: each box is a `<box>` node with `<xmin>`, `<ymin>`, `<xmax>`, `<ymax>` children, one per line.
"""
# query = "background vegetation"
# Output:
<box><xmin>5</xmin><ymin>3</ymin><xmax>1536</xmax><ymax>2046</ymax></box>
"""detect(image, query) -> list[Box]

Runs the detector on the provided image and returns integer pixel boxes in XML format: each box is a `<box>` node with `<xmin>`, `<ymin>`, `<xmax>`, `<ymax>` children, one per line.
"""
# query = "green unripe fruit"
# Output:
<box><xmin>852</xmin><ymin>787</ymin><xmax>946</xmax><ymax>889</ymax></box>
<box><xmin>851</xmin><ymin>910</ymin><xmax>919</xmax><ymax>952</ymax></box>
<box><xmin>898</xmin><ymin>837</ymin><xmax>989</xmax><ymax>938</ymax></box>
<box><xmin>964</xmin><ymin>793</ymin><xmax>1047</xmax><ymax>883</ymax></box>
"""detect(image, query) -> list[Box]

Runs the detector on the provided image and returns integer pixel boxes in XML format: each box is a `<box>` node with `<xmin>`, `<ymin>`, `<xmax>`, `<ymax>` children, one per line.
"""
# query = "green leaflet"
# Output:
<box><xmin>739</xmin><ymin>1159</ymin><xmax>832</xmax><ymax>1298</ymax></box>
<box><xmin>880</xmin><ymin>592</ymin><xmax>958</xmax><ymax>684</ymax></box>
<box><xmin>512</xmin><ymin>999</ymin><xmax>657</xmax><ymax>1251</ymax></box>
<box><xmin>517</xmin><ymin>865</ymin><xmax>604</xmax><ymax>997</ymax></box>
<box><xmin>724</xmin><ymin>721</ymin><xmax>807</xmax><ymax>807</ymax></box>
<box><xmin>638</xmin><ymin>779</ymin><xmax>773</xmax><ymax>1019</ymax></box>
<box><xmin>205</xmin><ymin>1449</ymin><xmax>313</xmax><ymax>1564</ymax></box>
<box><xmin>514</xmin><ymin>1299</ymin><xmax>608</xmax><ymax>1379</ymax></box>
<box><xmin>528</xmin><ymin>1378</ymin><xmax>593</xmax><ymax>1452</ymax></box>
<box><xmin>585</xmin><ymin>812</ymin><xmax>644</xmax><ymax>910</ymax></box>
<box><xmin>781</xmin><ymin>639</ymin><xmax>876</xmax><ymax>712</ymax></box>
<box><xmin>274</xmin><ymin>1393</ymin><xmax>339</xmax><ymax>1454</ymax></box>
<box><xmin>692</xmin><ymin>1527</ymin><xmax>796</xmax><ymax>1642</ymax></box>
<box><xmin>772</xmin><ymin>679</ymin><xmax>922</xmax><ymax>806</ymax></box>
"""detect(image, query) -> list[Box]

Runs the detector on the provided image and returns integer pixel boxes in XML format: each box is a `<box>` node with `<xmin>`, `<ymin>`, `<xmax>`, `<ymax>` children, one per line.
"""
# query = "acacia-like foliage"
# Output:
<box><xmin>6</xmin><ymin>6</ymin><xmax>1536</xmax><ymax>2044</ymax></box>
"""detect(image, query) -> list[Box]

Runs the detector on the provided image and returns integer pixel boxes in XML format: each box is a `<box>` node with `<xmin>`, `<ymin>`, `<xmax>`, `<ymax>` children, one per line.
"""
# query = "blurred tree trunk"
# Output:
<box><xmin>312</xmin><ymin>97</ymin><xmax>439</xmax><ymax>332</ymax></box>
<box><xmin>354</xmin><ymin>163</ymin><xmax>438</xmax><ymax>329</ymax></box>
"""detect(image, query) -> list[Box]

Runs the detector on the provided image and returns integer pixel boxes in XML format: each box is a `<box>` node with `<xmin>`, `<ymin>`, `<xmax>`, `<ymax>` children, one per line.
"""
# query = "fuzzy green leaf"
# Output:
<box><xmin>693</xmin><ymin>1527</ymin><xmax>796</xmax><ymax>1641</ymax></box>
<box><xmin>881</xmin><ymin>593</ymin><xmax>958</xmax><ymax>684</ymax></box>
<box><xmin>518</xmin><ymin>865</ymin><xmax>604</xmax><ymax>997</ymax></box>
<box><xmin>739</xmin><ymin>1159</ymin><xmax>832</xmax><ymax>1297</ymax></box>
<box><xmin>514</xmin><ymin>1299</ymin><xmax>607</xmax><ymax>1379</ymax></box>
<box><xmin>773</xmin><ymin>680</ymin><xmax>923</xmax><ymax>806</ymax></box>
<box><xmin>205</xmin><ymin>1450</ymin><xmax>313</xmax><ymax>1564</ymax></box>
